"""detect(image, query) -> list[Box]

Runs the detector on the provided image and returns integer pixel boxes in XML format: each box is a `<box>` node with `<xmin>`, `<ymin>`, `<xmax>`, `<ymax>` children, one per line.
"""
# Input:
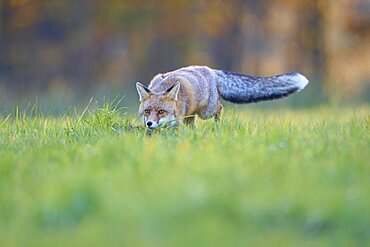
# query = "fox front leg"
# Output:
<box><xmin>183</xmin><ymin>116</ymin><xmax>196</xmax><ymax>126</ymax></box>
<box><xmin>214</xmin><ymin>104</ymin><xmax>223</xmax><ymax>122</ymax></box>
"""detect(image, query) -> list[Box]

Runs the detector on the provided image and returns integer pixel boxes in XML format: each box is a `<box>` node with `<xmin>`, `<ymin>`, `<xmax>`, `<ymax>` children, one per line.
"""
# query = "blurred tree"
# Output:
<box><xmin>0</xmin><ymin>0</ymin><xmax>369</xmax><ymax>102</ymax></box>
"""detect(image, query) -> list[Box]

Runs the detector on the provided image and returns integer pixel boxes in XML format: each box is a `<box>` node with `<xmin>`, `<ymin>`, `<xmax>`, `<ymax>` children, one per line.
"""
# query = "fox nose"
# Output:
<box><xmin>146</xmin><ymin>121</ymin><xmax>153</xmax><ymax>127</ymax></box>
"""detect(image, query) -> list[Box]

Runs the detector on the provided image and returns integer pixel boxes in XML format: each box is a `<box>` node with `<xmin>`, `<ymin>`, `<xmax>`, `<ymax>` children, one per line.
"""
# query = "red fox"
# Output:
<box><xmin>136</xmin><ymin>65</ymin><xmax>309</xmax><ymax>129</ymax></box>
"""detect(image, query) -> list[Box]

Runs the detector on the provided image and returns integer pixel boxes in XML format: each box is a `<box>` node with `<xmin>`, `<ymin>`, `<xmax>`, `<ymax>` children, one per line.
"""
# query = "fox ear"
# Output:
<box><xmin>165</xmin><ymin>82</ymin><xmax>181</xmax><ymax>101</ymax></box>
<box><xmin>136</xmin><ymin>82</ymin><xmax>151</xmax><ymax>101</ymax></box>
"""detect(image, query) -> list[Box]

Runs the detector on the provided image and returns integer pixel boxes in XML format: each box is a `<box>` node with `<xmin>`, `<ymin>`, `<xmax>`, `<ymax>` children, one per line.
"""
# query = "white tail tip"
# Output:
<box><xmin>292</xmin><ymin>73</ymin><xmax>309</xmax><ymax>91</ymax></box>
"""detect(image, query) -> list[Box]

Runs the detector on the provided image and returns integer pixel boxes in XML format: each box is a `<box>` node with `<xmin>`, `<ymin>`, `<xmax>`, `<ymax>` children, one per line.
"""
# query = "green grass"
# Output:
<box><xmin>0</xmin><ymin>103</ymin><xmax>369</xmax><ymax>247</ymax></box>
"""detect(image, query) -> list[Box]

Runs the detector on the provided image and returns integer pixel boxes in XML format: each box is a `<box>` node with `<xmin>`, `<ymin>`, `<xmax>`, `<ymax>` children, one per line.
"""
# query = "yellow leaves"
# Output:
<box><xmin>10</xmin><ymin>1</ymin><xmax>38</xmax><ymax>28</ymax></box>
<box><xmin>9</xmin><ymin>0</ymin><xmax>30</xmax><ymax>7</ymax></box>
<box><xmin>196</xmin><ymin>1</ymin><xmax>238</xmax><ymax>38</ymax></box>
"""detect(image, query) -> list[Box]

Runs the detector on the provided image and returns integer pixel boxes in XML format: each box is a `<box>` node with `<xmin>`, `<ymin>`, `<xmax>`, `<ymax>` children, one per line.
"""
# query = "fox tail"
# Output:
<box><xmin>215</xmin><ymin>70</ymin><xmax>309</xmax><ymax>104</ymax></box>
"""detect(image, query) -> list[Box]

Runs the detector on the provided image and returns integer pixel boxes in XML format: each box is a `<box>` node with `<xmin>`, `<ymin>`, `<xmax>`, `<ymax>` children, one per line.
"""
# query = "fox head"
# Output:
<box><xmin>136</xmin><ymin>82</ymin><xmax>180</xmax><ymax>129</ymax></box>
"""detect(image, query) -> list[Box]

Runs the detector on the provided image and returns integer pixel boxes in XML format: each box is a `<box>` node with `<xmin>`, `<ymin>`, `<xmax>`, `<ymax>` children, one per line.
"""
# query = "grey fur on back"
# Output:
<box><xmin>215</xmin><ymin>69</ymin><xmax>309</xmax><ymax>103</ymax></box>
<box><xmin>148</xmin><ymin>66</ymin><xmax>220</xmax><ymax>119</ymax></box>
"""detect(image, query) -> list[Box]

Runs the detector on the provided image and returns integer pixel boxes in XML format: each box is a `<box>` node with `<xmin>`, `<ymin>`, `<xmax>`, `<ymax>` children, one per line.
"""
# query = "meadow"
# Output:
<box><xmin>0</xmin><ymin>102</ymin><xmax>369</xmax><ymax>247</ymax></box>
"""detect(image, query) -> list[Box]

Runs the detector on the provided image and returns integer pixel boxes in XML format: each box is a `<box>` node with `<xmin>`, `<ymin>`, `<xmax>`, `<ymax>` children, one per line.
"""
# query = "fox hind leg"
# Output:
<box><xmin>215</xmin><ymin>104</ymin><xmax>223</xmax><ymax>122</ymax></box>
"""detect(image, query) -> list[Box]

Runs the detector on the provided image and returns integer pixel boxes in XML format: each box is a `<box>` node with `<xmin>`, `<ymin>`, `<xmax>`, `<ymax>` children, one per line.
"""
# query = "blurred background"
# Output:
<box><xmin>0</xmin><ymin>0</ymin><xmax>369</xmax><ymax>113</ymax></box>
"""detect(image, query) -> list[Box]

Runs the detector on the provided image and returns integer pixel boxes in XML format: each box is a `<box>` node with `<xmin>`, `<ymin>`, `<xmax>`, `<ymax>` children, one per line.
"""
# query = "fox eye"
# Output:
<box><xmin>158</xmin><ymin>110</ymin><xmax>165</xmax><ymax>115</ymax></box>
<box><xmin>144</xmin><ymin>109</ymin><xmax>150</xmax><ymax>114</ymax></box>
